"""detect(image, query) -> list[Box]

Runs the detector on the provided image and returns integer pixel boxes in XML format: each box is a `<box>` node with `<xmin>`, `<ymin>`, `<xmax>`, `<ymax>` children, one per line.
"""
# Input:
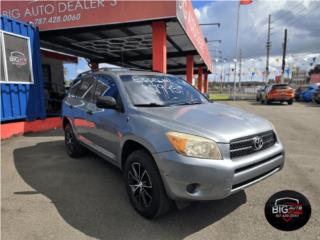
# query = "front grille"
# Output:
<box><xmin>232</xmin><ymin>166</ymin><xmax>280</xmax><ymax>190</ymax></box>
<box><xmin>234</xmin><ymin>153</ymin><xmax>283</xmax><ymax>173</ymax></box>
<box><xmin>230</xmin><ymin>131</ymin><xmax>276</xmax><ymax>159</ymax></box>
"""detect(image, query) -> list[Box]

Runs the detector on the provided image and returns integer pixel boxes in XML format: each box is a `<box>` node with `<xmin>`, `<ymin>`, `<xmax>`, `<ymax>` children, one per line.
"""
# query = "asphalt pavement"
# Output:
<box><xmin>1</xmin><ymin>101</ymin><xmax>320</xmax><ymax>240</ymax></box>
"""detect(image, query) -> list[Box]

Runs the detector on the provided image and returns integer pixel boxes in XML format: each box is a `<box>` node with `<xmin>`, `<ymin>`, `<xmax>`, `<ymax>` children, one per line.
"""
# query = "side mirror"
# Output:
<box><xmin>96</xmin><ymin>96</ymin><xmax>117</xmax><ymax>109</ymax></box>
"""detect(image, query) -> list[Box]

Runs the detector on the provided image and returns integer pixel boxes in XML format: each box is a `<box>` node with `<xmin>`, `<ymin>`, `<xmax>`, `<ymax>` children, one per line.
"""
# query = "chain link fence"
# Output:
<box><xmin>208</xmin><ymin>84</ymin><xmax>264</xmax><ymax>101</ymax></box>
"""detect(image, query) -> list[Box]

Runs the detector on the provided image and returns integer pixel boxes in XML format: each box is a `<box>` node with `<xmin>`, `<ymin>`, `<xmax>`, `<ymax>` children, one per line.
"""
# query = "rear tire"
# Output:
<box><xmin>64</xmin><ymin>123</ymin><xmax>86</xmax><ymax>158</ymax></box>
<box><xmin>287</xmin><ymin>99</ymin><xmax>293</xmax><ymax>105</ymax></box>
<box><xmin>124</xmin><ymin>150</ymin><xmax>173</xmax><ymax>218</ymax></box>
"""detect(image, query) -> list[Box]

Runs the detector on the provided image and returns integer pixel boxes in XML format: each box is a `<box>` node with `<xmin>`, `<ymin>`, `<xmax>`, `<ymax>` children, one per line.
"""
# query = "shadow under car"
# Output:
<box><xmin>13</xmin><ymin>139</ymin><xmax>247</xmax><ymax>240</ymax></box>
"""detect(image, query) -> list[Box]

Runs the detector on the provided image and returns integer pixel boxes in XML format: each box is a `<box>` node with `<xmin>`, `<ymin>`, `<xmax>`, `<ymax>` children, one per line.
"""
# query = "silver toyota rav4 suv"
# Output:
<box><xmin>62</xmin><ymin>68</ymin><xmax>285</xmax><ymax>218</ymax></box>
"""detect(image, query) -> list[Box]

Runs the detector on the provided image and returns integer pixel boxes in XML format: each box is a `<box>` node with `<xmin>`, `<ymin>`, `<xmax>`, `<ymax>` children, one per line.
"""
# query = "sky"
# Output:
<box><xmin>193</xmin><ymin>0</ymin><xmax>320</xmax><ymax>81</ymax></box>
<box><xmin>65</xmin><ymin>0</ymin><xmax>320</xmax><ymax>82</ymax></box>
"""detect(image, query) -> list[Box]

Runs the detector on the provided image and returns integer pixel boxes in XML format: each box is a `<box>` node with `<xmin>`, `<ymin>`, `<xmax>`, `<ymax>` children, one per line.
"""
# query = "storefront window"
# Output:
<box><xmin>0</xmin><ymin>32</ymin><xmax>5</xmax><ymax>82</ymax></box>
<box><xmin>0</xmin><ymin>31</ymin><xmax>33</xmax><ymax>84</ymax></box>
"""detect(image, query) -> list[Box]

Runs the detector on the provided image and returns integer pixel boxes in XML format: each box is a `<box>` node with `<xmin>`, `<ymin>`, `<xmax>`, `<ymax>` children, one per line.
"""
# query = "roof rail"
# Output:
<box><xmin>99</xmin><ymin>67</ymin><xmax>151</xmax><ymax>72</ymax></box>
<box><xmin>76</xmin><ymin>69</ymin><xmax>98</xmax><ymax>78</ymax></box>
<box><xmin>76</xmin><ymin>66</ymin><xmax>152</xmax><ymax>78</ymax></box>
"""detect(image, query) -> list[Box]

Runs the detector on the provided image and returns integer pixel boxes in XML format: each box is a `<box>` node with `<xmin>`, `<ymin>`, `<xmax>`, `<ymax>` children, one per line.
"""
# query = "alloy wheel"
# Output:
<box><xmin>128</xmin><ymin>162</ymin><xmax>153</xmax><ymax>210</ymax></box>
<box><xmin>65</xmin><ymin>127</ymin><xmax>74</xmax><ymax>154</ymax></box>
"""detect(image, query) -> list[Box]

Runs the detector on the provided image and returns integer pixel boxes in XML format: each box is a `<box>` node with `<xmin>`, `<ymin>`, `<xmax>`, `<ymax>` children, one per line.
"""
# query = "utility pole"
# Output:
<box><xmin>281</xmin><ymin>29</ymin><xmax>287</xmax><ymax>83</ymax></box>
<box><xmin>239</xmin><ymin>49</ymin><xmax>242</xmax><ymax>91</ymax></box>
<box><xmin>233</xmin><ymin>2</ymin><xmax>241</xmax><ymax>100</ymax></box>
<box><xmin>265</xmin><ymin>14</ymin><xmax>271</xmax><ymax>83</ymax></box>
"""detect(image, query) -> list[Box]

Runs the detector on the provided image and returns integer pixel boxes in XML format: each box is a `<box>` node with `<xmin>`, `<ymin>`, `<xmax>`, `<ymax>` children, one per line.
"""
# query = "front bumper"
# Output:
<box><xmin>153</xmin><ymin>142</ymin><xmax>284</xmax><ymax>201</ymax></box>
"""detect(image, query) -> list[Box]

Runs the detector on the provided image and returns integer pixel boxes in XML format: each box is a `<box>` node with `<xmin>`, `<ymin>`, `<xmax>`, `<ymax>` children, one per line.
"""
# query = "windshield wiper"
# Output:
<box><xmin>170</xmin><ymin>101</ymin><xmax>203</xmax><ymax>106</ymax></box>
<box><xmin>134</xmin><ymin>103</ymin><xmax>167</xmax><ymax>107</ymax></box>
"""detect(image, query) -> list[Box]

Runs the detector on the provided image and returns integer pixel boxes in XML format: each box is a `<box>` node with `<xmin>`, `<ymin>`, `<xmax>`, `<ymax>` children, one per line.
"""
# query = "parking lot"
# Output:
<box><xmin>1</xmin><ymin>101</ymin><xmax>320</xmax><ymax>240</ymax></box>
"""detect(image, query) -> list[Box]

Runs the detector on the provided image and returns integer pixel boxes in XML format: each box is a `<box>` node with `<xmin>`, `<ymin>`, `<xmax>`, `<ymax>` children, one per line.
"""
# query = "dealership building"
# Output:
<box><xmin>0</xmin><ymin>0</ymin><xmax>213</xmax><ymax>139</ymax></box>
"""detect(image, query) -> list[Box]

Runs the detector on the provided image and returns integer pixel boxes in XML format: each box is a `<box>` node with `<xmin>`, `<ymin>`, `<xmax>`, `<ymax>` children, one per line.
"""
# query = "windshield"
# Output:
<box><xmin>272</xmin><ymin>84</ymin><xmax>291</xmax><ymax>90</ymax></box>
<box><xmin>120</xmin><ymin>75</ymin><xmax>208</xmax><ymax>106</ymax></box>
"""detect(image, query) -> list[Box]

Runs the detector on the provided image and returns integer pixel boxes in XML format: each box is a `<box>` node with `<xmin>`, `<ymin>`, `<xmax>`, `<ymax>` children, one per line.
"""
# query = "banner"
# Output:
<box><xmin>1</xmin><ymin>1</ymin><xmax>176</xmax><ymax>31</ymax></box>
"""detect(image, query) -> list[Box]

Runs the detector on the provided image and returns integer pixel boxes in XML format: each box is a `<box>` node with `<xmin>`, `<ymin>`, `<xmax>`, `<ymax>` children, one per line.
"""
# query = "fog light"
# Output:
<box><xmin>186</xmin><ymin>183</ymin><xmax>200</xmax><ymax>194</ymax></box>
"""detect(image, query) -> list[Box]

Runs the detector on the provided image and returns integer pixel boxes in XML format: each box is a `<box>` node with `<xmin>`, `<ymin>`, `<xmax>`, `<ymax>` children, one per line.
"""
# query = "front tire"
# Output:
<box><xmin>64</xmin><ymin>123</ymin><xmax>86</xmax><ymax>158</ymax></box>
<box><xmin>287</xmin><ymin>99</ymin><xmax>293</xmax><ymax>105</ymax></box>
<box><xmin>124</xmin><ymin>150</ymin><xmax>173</xmax><ymax>218</ymax></box>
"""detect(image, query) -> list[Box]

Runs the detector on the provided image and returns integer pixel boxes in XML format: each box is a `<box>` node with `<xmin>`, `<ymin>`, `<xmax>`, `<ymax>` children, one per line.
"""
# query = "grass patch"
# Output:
<box><xmin>209</xmin><ymin>94</ymin><xmax>230</xmax><ymax>100</ymax></box>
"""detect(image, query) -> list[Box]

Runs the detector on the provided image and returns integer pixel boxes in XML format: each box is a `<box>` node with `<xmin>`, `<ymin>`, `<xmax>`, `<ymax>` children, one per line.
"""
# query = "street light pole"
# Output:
<box><xmin>239</xmin><ymin>49</ymin><xmax>242</xmax><ymax>91</ymax></box>
<box><xmin>233</xmin><ymin>59</ymin><xmax>237</xmax><ymax>100</ymax></box>
<box><xmin>220</xmin><ymin>61</ymin><xmax>226</xmax><ymax>93</ymax></box>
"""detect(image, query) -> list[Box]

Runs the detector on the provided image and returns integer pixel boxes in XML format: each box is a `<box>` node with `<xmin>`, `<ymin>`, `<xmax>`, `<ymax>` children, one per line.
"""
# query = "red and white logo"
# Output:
<box><xmin>9</xmin><ymin>51</ymin><xmax>27</xmax><ymax>68</ymax></box>
<box><xmin>272</xmin><ymin>197</ymin><xmax>303</xmax><ymax>222</ymax></box>
<box><xmin>265</xmin><ymin>190</ymin><xmax>311</xmax><ymax>231</ymax></box>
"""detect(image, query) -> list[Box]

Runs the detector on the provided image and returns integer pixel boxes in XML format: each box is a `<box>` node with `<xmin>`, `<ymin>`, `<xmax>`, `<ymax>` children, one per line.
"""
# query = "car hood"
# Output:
<box><xmin>137</xmin><ymin>102</ymin><xmax>273</xmax><ymax>143</ymax></box>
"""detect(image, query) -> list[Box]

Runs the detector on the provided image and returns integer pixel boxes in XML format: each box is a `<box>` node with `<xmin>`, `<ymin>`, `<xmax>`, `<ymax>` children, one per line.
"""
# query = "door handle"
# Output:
<box><xmin>86</xmin><ymin>110</ymin><xmax>93</xmax><ymax>115</ymax></box>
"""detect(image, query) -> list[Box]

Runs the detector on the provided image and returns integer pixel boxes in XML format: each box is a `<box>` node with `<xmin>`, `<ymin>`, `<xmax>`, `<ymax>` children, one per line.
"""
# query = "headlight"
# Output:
<box><xmin>166</xmin><ymin>132</ymin><xmax>222</xmax><ymax>159</ymax></box>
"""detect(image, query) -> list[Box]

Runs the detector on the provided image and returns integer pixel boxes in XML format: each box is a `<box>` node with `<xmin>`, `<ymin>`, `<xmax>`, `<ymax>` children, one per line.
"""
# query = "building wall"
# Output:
<box><xmin>1</xmin><ymin>16</ymin><xmax>45</xmax><ymax>122</ymax></box>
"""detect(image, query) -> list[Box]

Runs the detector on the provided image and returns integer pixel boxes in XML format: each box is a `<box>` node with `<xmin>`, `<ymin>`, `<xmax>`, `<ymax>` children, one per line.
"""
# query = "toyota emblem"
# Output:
<box><xmin>253</xmin><ymin>136</ymin><xmax>264</xmax><ymax>150</ymax></box>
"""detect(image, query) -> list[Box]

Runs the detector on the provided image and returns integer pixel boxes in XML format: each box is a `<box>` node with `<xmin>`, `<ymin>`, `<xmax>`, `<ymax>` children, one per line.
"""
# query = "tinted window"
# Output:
<box><xmin>120</xmin><ymin>75</ymin><xmax>207</xmax><ymax>106</ymax></box>
<box><xmin>94</xmin><ymin>80</ymin><xmax>109</xmax><ymax>99</ymax></box>
<box><xmin>83</xmin><ymin>80</ymin><xmax>96</xmax><ymax>102</ymax></box>
<box><xmin>69</xmin><ymin>79</ymin><xmax>81</xmax><ymax>97</ymax></box>
<box><xmin>96</xmin><ymin>75</ymin><xmax>119</xmax><ymax>99</ymax></box>
<box><xmin>76</xmin><ymin>77</ymin><xmax>93</xmax><ymax>98</ymax></box>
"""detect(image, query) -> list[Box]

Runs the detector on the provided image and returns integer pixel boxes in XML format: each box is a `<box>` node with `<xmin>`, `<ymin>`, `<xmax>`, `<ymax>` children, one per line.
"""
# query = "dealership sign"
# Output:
<box><xmin>1</xmin><ymin>0</ymin><xmax>212</xmax><ymax>71</ymax></box>
<box><xmin>1</xmin><ymin>1</ymin><xmax>176</xmax><ymax>30</ymax></box>
<box><xmin>176</xmin><ymin>0</ymin><xmax>212</xmax><ymax>71</ymax></box>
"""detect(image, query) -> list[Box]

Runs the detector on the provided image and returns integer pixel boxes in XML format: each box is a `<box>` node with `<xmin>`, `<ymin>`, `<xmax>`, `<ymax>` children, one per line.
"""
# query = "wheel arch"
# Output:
<box><xmin>120</xmin><ymin>139</ymin><xmax>157</xmax><ymax>171</ymax></box>
<box><xmin>62</xmin><ymin>116</ymin><xmax>70</xmax><ymax>130</ymax></box>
